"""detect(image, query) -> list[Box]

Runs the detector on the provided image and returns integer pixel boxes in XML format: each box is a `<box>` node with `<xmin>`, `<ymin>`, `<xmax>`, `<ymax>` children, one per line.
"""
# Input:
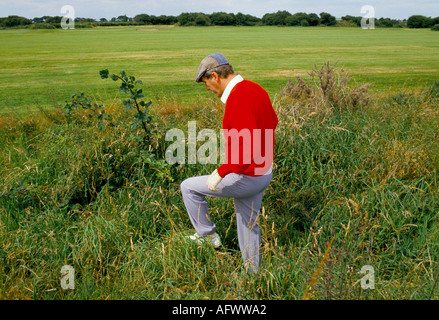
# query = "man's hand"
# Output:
<box><xmin>206</xmin><ymin>169</ymin><xmax>223</xmax><ymax>192</ymax></box>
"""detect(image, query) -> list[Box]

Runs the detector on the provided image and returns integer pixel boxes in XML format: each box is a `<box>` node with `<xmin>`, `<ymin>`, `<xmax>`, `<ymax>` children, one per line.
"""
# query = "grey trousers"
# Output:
<box><xmin>180</xmin><ymin>172</ymin><xmax>272</xmax><ymax>273</ymax></box>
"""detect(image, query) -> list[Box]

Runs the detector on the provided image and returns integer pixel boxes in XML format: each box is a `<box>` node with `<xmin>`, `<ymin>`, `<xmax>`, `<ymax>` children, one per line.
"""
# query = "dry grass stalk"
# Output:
<box><xmin>302</xmin><ymin>236</ymin><xmax>335</xmax><ymax>300</ymax></box>
<box><xmin>274</xmin><ymin>61</ymin><xmax>372</xmax><ymax>132</ymax></box>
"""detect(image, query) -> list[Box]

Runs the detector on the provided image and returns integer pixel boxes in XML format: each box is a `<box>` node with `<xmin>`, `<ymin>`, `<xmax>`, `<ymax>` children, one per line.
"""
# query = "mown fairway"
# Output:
<box><xmin>0</xmin><ymin>26</ymin><xmax>438</xmax><ymax>114</ymax></box>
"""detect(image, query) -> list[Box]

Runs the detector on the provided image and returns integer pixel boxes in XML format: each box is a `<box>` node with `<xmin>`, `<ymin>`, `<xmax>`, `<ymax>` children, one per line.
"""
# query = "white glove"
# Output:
<box><xmin>206</xmin><ymin>169</ymin><xmax>223</xmax><ymax>192</ymax></box>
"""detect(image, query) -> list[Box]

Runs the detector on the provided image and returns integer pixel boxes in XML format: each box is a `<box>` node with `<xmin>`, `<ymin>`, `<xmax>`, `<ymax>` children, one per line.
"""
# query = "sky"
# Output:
<box><xmin>1</xmin><ymin>0</ymin><xmax>438</xmax><ymax>20</ymax></box>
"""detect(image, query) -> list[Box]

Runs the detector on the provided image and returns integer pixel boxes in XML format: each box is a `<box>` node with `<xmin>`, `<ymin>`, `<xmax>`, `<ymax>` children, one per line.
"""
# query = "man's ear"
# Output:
<box><xmin>210</xmin><ymin>72</ymin><xmax>220</xmax><ymax>82</ymax></box>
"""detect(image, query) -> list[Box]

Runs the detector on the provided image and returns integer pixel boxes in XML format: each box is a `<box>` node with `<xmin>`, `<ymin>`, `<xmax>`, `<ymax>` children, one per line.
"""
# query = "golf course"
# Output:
<box><xmin>1</xmin><ymin>26</ymin><xmax>438</xmax><ymax>113</ymax></box>
<box><xmin>0</xmin><ymin>25</ymin><xmax>438</xmax><ymax>300</ymax></box>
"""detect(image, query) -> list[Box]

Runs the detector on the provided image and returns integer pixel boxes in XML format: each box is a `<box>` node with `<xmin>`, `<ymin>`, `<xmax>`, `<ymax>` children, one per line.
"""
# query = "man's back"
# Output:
<box><xmin>219</xmin><ymin>79</ymin><xmax>278</xmax><ymax>177</ymax></box>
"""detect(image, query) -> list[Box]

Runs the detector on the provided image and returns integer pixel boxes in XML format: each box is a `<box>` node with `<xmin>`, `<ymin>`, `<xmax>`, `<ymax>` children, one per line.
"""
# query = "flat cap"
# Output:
<box><xmin>195</xmin><ymin>52</ymin><xmax>229</xmax><ymax>83</ymax></box>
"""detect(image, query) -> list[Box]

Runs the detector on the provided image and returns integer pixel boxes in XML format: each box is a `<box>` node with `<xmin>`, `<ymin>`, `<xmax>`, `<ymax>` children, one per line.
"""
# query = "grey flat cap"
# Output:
<box><xmin>195</xmin><ymin>52</ymin><xmax>229</xmax><ymax>82</ymax></box>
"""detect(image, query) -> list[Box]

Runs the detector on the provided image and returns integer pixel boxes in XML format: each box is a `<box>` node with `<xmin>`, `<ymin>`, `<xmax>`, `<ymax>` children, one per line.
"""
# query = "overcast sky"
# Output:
<box><xmin>1</xmin><ymin>0</ymin><xmax>438</xmax><ymax>20</ymax></box>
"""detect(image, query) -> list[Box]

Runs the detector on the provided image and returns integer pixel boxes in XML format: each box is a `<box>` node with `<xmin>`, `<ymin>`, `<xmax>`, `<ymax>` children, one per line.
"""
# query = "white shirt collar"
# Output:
<box><xmin>220</xmin><ymin>75</ymin><xmax>244</xmax><ymax>104</ymax></box>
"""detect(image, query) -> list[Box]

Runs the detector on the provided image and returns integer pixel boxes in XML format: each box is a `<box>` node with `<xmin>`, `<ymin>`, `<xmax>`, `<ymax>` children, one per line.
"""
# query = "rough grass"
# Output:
<box><xmin>0</xmin><ymin>64</ymin><xmax>438</xmax><ymax>300</ymax></box>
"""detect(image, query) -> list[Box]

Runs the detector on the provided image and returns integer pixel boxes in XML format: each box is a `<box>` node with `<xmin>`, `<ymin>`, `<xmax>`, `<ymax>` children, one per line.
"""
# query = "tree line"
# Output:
<box><xmin>1</xmin><ymin>11</ymin><xmax>438</xmax><ymax>30</ymax></box>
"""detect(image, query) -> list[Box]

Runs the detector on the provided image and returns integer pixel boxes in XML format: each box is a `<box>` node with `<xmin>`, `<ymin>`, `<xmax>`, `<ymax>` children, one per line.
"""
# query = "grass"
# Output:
<box><xmin>1</xmin><ymin>26</ymin><xmax>439</xmax><ymax>115</ymax></box>
<box><xmin>0</xmin><ymin>56</ymin><xmax>438</xmax><ymax>299</ymax></box>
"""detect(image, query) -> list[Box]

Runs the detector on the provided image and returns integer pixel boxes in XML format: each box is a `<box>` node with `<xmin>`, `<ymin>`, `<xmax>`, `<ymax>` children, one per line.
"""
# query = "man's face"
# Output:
<box><xmin>202</xmin><ymin>73</ymin><xmax>223</xmax><ymax>98</ymax></box>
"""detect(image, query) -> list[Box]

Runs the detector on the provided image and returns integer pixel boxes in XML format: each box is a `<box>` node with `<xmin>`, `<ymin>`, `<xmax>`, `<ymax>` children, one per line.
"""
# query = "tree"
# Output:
<box><xmin>195</xmin><ymin>13</ymin><xmax>210</xmax><ymax>26</ymax></box>
<box><xmin>33</xmin><ymin>17</ymin><xmax>44</xmax><ymax>23</ymax></box>
<box><xmin>262</xmin><ymin>10</ymin><xmax>292</xmax><ymax>25</ymax></box>
<box><xmin>117</xmin><ymin>15</ymin><xmax>129</xmax><ymax>22</ymax></box>
<box><xmin>210</xmin><ymin>12</ymin><xmax>236</xmax><ymax>26</ymax></box>
<box><xmin>286</xmin><ymin>12</ymin><xmax>308</xmax><ymax>26</ymax></box>
<box><xmin>307</xmin><ymin>13</ymin><xmax>320</xmax><ymax>26</ymax></box>
<box><xmin>261</xmin><ymin>13</ymin><xmax>275</xmax><ymax>25</ymax></box>
<box><xmin>178</xmin><ymin>12</ymin><xmax>210</xmax><ymax>26</ymax></box>
<box><xmin>407</xmin><ymin>15</ymin><xmax>432</xmax><ymax>28</ymax></box>
<box><xmin>45</xmin><ymin>16</ymin><xmax>62</xmax><ymax>24</ymax></box>
<box><xmin>300</xmin><ymin>19</ymin><xmax>309</xmax><ymax>27</ymax></box>
<box><xmin>177</xmin><ymin>13</ymin><xmax>191</xmax><ymax>26</ymax></box>
<box><xmin>377</xmin><ymin>18</ymin><xmax>394</xmax><ymax>27</ymax></box>
<box><xmin>134</xmin><ymin>14</ymin><xmax>150</xmax><ymax>24</ymax></box>
<box><xmin>341</xmin><ymin>15</ymin><xmax>362</xmax><ymax>27</ymax></box>
<box><xmin>235</xmin><ymin>12</ymin><xmax>260</xmax><ymax>26</ymax></box>
<box><xmin>320</xmin><ymin>12</ymin><xmax>336</xmax><ymax>26</ymax></box>
<box><xmin>156</xmin><ymin>15</ymin><xmax>177</xmax><ymax>25</ymax></box>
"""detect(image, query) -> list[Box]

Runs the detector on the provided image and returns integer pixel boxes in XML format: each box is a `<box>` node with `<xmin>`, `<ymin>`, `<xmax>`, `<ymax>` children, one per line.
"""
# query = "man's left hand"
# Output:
<box><xmin>206</xmin><ymin>169</ymin><xmax>223</xmax><ymax>192</ymax></box>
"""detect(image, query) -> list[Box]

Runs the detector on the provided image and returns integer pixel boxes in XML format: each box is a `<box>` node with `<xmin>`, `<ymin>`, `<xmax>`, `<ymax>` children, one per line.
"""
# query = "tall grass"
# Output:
<box><xmin>0</xmin><ymin>64</ymin><xmax>438</xmax><ymax>299</ymax></box>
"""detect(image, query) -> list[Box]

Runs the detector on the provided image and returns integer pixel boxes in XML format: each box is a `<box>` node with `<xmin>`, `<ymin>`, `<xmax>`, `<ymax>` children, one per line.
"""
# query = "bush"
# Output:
<box><xmin>178</xmin><ymin>12</ymin><xmax>211</xmax><ymax>26</ymax></box>
<box><xmin>407</xmin><ymin>15</ymin><xmax>432</xmax><ymax>28</ymax></box>
<box><xmin>210</xmin><ymin>12</ymin><xmax>236</xmax><ymax>26</ymax></box>
<box><xmin>276</xmin><ymin>61</ymin><xmax>371</xmax><ymax>123</ymax></box>
<box><xmin>319</xmin><ymin>12</ymin><xmax>337</xmax><ymax>26</ymax></box>
<box><xmin>341</xmin><ymin>15</ymin><xmax>362</xmax><ymax>27</ymax></box>
<box><xmin>285</xmin><ymin>12</ymin><xmax>308</xmax><ymax>26</ymax></box>
<box><xmin>30</xmin><ymin>23</ymin><xmax>56</xmax><ymax>29</ymax></box>
<box><xmin>432</xmin><ymin>24</ymin><xmax>439</xmax><ymax>31</ymax></box>
<box><xmin>336</xmin><ymin>20</ymin><xmax>358</xmax><ymax>28</ymax></box>
<box><xmin>262</xmin><ymin>10</ymin><xmax>292</xmax><ymax>26</ymax></box>
<box><xmin>0</xmin><ymin>15</ymin><xmax>32</xmax><ymax>28</ymax></box>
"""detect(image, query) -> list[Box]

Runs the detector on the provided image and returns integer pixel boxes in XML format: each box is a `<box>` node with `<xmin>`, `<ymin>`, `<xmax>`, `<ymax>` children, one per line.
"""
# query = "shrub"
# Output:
<box><xmin>432</xmin><ymin>24</ymin><xmax>439</xmax><ymax>31</ymax></box>
<box><xmin>178</xmin><ymin>12</ymin><xmax>211</xmax><ymax>26</ymax></box>
<box><xmin>262</xmin><ymin>10</ymin><xmax>292</xmax><ymax>26</ymax></box>
<box><xmin>0</xmin><ymin>15</ymin><xmax>32</xmax><ymax>28</ymax></box>
<box><xmin>275</xmin><ymin>61</ymin><xmax>371</xmax><ymax>128</ymax></box>
<box><xmin>320</xmin><ymin>12</ymin><xmax>337</xmax><ymax>26</ymax></box>
<box><xmin>407</xmin><ymin>15</ymin><xmax>432</xmax><ymax>28</ymax></box>
<box><xmin>30</xmin><ymin>23</ymin><xmax>56</xmax><ymax>29</ymax></box>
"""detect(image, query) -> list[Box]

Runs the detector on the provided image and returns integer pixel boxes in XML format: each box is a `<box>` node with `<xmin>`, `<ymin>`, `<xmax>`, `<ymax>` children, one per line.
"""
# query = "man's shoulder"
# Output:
<box><xmin>236</xmin><ymin>79</ymin><xmax>262</xmax><ymax>89</ymax></box>
<box><xmin>231</xmin><ymin>79</ymin><xmax>267</xmax><ymax>97</ymax></box>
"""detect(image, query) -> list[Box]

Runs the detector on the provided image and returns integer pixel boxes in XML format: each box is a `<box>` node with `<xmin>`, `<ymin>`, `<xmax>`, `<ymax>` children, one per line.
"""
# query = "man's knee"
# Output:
<box><xmin>180</xmin><ymin>178</ymin><xmax>190</xmax><ymax>195</ymax></box>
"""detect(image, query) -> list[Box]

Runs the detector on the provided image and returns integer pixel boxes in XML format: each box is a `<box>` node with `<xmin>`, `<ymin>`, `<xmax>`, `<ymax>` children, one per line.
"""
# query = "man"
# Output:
<box><xmin>180</xmin><ymin>53</ymin><xmax>278</xmax><ymax>273</ymax></box>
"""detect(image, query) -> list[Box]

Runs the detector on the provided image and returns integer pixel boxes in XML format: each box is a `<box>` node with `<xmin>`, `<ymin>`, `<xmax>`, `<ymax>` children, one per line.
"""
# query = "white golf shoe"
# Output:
<box><xmin>188</xmin><ymin>232</ymin><xmax>221</xmax><ymax>248</ymax></box>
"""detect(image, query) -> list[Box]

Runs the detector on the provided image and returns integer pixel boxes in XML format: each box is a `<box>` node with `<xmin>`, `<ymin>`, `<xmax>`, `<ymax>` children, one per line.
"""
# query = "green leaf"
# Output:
<box><xmin>99</xmin><ymin>69</ymin><xmax>109</xmax><ymax>79</ymax></box>
<box><xmin>119</xmin><ymin>82</ymin><xmax>129</xmax><ymax>93</ymax></box>
<box><xmin>135</xmin><ymin>111</ymin><xmax>145</xmax><ymax>121</ymax></box>
<box><xmin>123</xmin><ymin>99</ymin><xmax>134</xmax><ymax>110</ymax></box>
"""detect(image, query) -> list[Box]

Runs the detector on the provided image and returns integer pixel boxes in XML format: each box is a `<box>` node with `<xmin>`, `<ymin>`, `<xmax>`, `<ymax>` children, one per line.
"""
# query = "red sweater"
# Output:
<box><xmin>217</xmin><ymin>80</ymin><xmax>278</xmax><ymax>177</ymax></box>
